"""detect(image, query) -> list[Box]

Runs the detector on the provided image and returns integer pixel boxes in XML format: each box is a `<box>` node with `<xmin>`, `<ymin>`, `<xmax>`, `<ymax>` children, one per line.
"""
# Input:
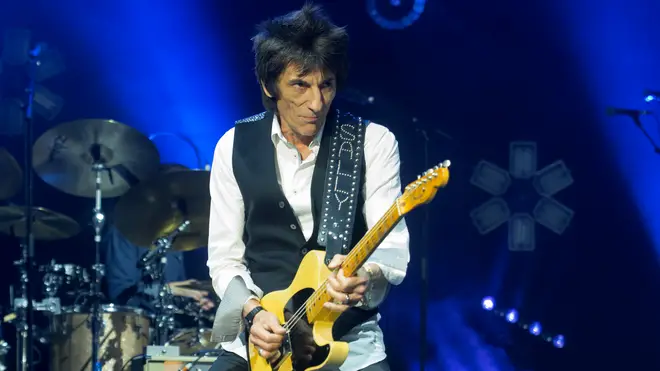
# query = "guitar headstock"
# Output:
<box><xmin>397</xmin><ymin>160</ymin><xmax>451</xmax><ymax>216</ymax></box>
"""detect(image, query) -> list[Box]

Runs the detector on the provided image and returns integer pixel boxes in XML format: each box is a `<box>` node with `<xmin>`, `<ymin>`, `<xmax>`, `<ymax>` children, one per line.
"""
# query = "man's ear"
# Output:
<box><xmin>261</xmin><ymin>81</ymin><xmax>274</xmax><ymax>98</ymax></box>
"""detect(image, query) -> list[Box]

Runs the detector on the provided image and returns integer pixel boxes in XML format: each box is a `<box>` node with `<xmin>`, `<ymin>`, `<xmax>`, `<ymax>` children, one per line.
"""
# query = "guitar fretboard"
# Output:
<box><xmin>305</xmin><ymin>202</ymin><xmax>403</xmax><ymax>321</ymax></box>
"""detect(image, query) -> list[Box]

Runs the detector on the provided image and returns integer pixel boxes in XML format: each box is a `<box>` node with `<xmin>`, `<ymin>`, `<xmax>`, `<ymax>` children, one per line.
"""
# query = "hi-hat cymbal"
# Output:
<box><xmin>179</xmin><ymin>280</ymin><xmax>213</xmax><ymax>292</ymax></box>
<box><xmin>0</xmin><ymin>206</ymin><xmax>80</xmax><ymax>240</ymax></box>
<box><xmin>114</xmin><ymin>169</ymin><xmax>210</xmax><ymax>251</ymax></box>
<box><xmin>0</xmin><ymin>147</ymin><xmax>22</xmax><ymax>200</ymax></box>
<box><xmin>32</xmin><ymin>119</ymin><xmax>161</xmax><ymax>198</ymax></box>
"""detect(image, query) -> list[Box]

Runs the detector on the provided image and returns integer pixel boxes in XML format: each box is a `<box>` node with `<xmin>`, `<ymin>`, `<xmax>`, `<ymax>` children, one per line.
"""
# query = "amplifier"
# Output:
<box><xmin>143</xmin><ymin>356</ymin><xmax>217</xmax><ymax>371</ymax></box>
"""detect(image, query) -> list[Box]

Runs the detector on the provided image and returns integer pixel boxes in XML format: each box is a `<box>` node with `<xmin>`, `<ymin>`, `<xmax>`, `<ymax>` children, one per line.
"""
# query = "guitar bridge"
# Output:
<box><xmin>270</xmin><ymin>332</ymin><xmax>293</xmax><ymax>370</ymax></box>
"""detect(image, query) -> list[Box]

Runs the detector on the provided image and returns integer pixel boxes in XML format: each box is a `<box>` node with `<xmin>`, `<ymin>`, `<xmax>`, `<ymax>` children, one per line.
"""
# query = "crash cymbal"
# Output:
<box><xmin>0</xmin><ymin>147</ymin><xmax>22</xmax><ymax>200</ymax></box>
<box><xmin>0</xmin><ymin>206</ymin><xmax>80</xmax><ymax>240</ymax></box>
<box><xmin>32</xmin><ymin>119</ymin><xmax>161</xmax><ymax>198</ymax></box>
<box><xmin>114</xmin><ymin>169</ymin><xmax>210</xmax><ymax>251</ymax></box>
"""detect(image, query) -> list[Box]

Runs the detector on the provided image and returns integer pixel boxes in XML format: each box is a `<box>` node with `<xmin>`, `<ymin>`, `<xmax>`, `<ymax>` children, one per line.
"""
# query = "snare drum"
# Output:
<box><xmin>49</xmin><ymin>304</ymin><xmax>150</xmax><ymax>371</ymax></box>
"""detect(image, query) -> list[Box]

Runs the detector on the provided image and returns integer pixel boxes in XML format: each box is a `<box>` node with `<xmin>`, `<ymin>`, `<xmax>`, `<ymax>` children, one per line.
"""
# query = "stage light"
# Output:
<box><xmin>505</xmin><ymin>309</ymin><xmax>518</xmax><ymax>323</ymax></box>
<box><xmin>470</xmin><ymin>197</ymin><xmax>511</xmax><ymax>235</ymax></box>
<box><xmin>0</xmin><ymin>29</ymin><xmax>64</xmax><ymax>123</ymax></box>
<box><xmin>30</xmin><ymin>45</ymin><xmax>65</xmax><ymax>82</ymax></box>
<box><xmin>480</xmin><ymin>296</ymin><xmax>565</xmax><ymax>349</ymax></box>
<box><xmin>509</xmin><ymin>141</ymin><xmax>537</xmax><ymax>179</ymax></box>
<box><xmin>508</xmin><ymin>213</ymin><xmax>535</xmax><ymax>251</ymax></box>
<box><xmin>470</xmin><ymin>142</ymin><xmax>574</xmax><ymax>251</ymax></box>
<box><xmin>32</xmin><ymin>84</ymin><xmax>64</xmax><ymax>121</ymax></box>
<box><xmin>533</xmin><ymin>197</ymin><xmax>574</xmax><ymax>235</ymax></box>
<box><xmin>482</xmin><ymin>297</ymin><xmax>495</xmax><ymax>311</ymax></box>
<box><xmin>470</xmin><ymin>160</ymin><xmax>511</xmax><ymax>196</ymax></box>
<box><xmin>529</xmin><ymin>322</ymin><xmax>542</xmax><ymax>336</ymax></box>
<box><xmin>2</xmin><ymin>29</ymin><xmax>31</xmax><ymax>66</ymax></box>
<box><xmin>366</xmin><ymin>0</ymin><xmax>426</xmax><ymax>30</ymax></box>
<box><xmin>533</xmin><ymin>160</ymin><xmax>574</xmax><ymax>197</ymax></box>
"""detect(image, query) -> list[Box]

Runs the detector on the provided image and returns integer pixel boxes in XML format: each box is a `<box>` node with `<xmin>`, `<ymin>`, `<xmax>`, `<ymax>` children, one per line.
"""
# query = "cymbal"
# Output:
<box><xmin>32</xmin><ymin>119</ymin><xmax>161</xmax><ymax>198</ymax></box>
<box><xmin>0</xmin><ymin>206</ymin><xmax>80</xmax><ymax>240</ymax></box>
<box><xmin>179</xmin><ymin>280</ymin><xmax>213</xmax><ymax>292</ymax></box>
<box><xmin>0</xmin><ymin>147</ymin><xmax>22</xmax><ymax>200</ymax></box>
<box><xmin>114</xmin><ymin>169</ymin><xmax>210</xmax><ymax>251</ymax></box>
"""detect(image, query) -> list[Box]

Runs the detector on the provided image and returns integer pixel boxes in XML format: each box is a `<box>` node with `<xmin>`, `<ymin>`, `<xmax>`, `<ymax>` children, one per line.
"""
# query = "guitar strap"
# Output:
<box><xmin>317</xmin><ymin>111</ymin><xmax>366</xmax><ymax>265</ymax></box>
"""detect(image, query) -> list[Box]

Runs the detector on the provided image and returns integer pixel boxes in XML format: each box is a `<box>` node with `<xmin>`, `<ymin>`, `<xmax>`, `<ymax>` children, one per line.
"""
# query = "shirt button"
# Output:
<box><xmin>300</xmin><ymin>247</ymin><xmax>309</xmax><ymax>255</ymax></box>
<box><xmin>278</xmin><ymin>201</ymin><xmax>285</xmax><ymax>208</ymax></box>
<box><xmin>290</xmin><ymin>224</ymin><xmax>297</xmax><ymax>230</ymax></box>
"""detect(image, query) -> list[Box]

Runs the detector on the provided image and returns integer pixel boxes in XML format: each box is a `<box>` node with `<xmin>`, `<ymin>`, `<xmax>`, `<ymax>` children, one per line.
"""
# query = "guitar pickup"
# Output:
<box><xmin>270</xmin><ymin>332</ymin><xmax>293</xmax><ymax>370</ymax></box>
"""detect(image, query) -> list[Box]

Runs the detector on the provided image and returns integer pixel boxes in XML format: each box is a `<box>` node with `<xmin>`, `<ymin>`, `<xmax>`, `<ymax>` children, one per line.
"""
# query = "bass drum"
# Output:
<box><xmin>49</xmin><ymin>304</ymin><xmax>150</xmax><ymax>371</ymax></box>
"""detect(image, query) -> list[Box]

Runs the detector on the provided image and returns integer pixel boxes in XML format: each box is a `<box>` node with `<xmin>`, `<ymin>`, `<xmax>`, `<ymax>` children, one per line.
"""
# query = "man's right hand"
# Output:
<box><xmin>244</xmin><ymin>299</ymin><xmax>286</xmax><ymax>360</ymax></box>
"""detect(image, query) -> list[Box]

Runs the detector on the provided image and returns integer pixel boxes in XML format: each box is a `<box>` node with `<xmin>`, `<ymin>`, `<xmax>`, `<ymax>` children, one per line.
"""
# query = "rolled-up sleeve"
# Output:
<box><xmin>207</xmin><ymin>127</ymin><xmax>263</xmax><ymax>300</ymax></box>
<box><xmin>361</xmin><ymin>123</ymin><xmax>410</xmax><ymax>301</ymax></box>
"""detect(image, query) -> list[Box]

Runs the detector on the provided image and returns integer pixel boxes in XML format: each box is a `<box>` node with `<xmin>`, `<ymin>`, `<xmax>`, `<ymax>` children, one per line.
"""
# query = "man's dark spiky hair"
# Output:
<box><xmin>252</xmin><ymin>3</ymin><xmax>349</xmax><ymax>111</ymax></box>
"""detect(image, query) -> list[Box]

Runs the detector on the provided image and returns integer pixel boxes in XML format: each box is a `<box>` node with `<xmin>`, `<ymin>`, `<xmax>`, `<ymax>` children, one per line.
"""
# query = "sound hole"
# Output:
<box><xmin>284</xmin><ymin>289</ymin><xmax>329</xmax><ymax>370</ymax></box>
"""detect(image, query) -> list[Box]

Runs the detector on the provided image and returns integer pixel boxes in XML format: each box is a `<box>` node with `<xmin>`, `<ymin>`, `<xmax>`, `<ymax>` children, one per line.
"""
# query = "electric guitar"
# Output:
<box><xmin>249</xmin><ymin>160</ymin><xmax>451</xmax><ymax>371</ymax></box>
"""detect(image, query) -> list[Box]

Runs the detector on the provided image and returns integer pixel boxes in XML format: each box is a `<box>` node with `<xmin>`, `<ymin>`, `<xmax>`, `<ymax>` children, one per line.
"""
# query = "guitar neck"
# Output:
<box><xmin>305</xmin><ymin>201</ymin><xmax>403</xmax><ymax>321</ymax></box>
<box><xmin>341</xmin><ymin>203</ymin><xmax>402</xmax><ymax>276</ymax></box>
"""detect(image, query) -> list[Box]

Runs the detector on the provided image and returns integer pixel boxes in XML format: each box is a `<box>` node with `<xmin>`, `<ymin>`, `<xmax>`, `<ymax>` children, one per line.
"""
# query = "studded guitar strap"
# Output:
<box><xmin>317</xmin><ymin>110</ymin><xmax>366</xmax><ymax>265</ymax></box>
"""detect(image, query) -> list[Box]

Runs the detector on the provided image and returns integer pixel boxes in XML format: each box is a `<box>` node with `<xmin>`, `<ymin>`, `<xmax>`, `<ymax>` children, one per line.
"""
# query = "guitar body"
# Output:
<box><xmin>249</xmin><ymin>250</ymin><xmax>349</xmax><ymax>371</ymax></box>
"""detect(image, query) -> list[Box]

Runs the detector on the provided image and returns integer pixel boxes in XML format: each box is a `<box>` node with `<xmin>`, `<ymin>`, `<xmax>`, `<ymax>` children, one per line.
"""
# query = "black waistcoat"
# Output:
<box><xmin>232</xmin><ymin>110</ymin><xmax>377</xmax><ymax>337</ymax></box>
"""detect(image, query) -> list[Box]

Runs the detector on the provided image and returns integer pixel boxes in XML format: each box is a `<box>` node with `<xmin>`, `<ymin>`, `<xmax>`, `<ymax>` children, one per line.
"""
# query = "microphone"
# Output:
<box><xmin>606</xmin><ymin>107</ymin><xmax>652</xmax><ymax>117</ymax></box>
<box><xmin>138</xmin><ymin>220</ymin><xmax>191</xmax><ymax>268</ymax></box>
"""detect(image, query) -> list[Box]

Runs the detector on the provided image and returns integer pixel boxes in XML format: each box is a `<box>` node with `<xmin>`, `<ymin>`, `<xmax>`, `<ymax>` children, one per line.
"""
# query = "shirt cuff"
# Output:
<box><xmin>356</xmin><ymin>263</ymin><xmax>390</xmax><ymax>309</ymax></box>
<box><xmin>210</xmin><ymin>276</ymin><xmax>256</xmax><ymax>342</ymax></box>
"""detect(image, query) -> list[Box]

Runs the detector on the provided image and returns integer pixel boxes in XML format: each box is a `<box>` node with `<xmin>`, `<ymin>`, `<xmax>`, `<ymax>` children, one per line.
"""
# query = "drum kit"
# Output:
<box><xmin>0</xmin><ymin>118</ymin><xmax>218</xmax><ymax>370</ymax></box>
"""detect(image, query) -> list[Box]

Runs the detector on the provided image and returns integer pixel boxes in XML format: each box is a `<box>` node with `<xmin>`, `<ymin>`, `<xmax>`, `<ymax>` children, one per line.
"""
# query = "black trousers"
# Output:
<box><xmin>208</xmin><ymin>350</ymin><xmax>391</xmax><ymax>371</ymax></box>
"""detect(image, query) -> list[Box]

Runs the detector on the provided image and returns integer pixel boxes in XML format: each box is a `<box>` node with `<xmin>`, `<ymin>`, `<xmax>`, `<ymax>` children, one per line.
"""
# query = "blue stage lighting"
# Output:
<box><xmin>529</xmin><ymin>322</ymin><xmax>542</xmax><ymax>336</ymax></box>
<box><xmin>481</xmin><ymin>297</ymin><xmax>495</xmax><ymax>311</ymax></box>
<box><xmin>505</xmin><ymin>309</ymin><xmax>519</xmax><ymax>323</ymax></box>
<box><xmin>552</xmin><ymin>335</ymin><xmax>565</xmax><ymax>348</ymax></box>
<box><xmin>367</xmin><ymin>0</ymin><xmax>426</xmax><ymax>30</ymax></box>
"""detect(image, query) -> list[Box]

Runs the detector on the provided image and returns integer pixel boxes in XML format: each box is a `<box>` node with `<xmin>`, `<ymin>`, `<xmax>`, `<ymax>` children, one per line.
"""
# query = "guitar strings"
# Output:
<box><xmin>282</xmin><ymin>203</ymin><xmax>399</xmax><ymax>331</ymax></box>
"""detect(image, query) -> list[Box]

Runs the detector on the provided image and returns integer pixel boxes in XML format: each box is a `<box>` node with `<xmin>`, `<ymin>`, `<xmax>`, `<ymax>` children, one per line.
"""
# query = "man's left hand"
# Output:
<box><xmin>323</xmin><ymin>255</ymin><xmax>369</xmax><ymax>313</ymax></box>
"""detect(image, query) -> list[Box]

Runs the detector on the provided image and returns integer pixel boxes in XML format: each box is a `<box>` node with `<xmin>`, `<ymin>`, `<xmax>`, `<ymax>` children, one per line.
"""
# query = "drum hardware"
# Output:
<box><xmin>31</xmin><ymin>118</ymin><xmax>161</xmax><ymax>370</ymax></box>
<box><xmin>114</xmin><ymin>169</ymin><xmax>211</xmax><ymax>252</ymax></box>
<box><xmin>139</xmin><ymin>220</ymin><xmax>192</xmax><ymax>346</ymax></box>
<box><xmin>38</xmin><ymin>261</ymin><xmax>91</xmax><ymax>301</ymax></box>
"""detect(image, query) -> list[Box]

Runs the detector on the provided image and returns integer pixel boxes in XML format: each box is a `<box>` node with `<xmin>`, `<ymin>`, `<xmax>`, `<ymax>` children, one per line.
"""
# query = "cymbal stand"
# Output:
<box><xmin>90</xmin><ymin>163</ymin><xmax>107</xmax><ymax>371</ymax></box>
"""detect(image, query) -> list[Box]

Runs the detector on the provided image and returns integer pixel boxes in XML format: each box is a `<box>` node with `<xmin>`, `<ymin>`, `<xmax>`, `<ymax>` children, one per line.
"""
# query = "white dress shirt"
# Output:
<box><xmin>207</xmin><ymin>114</ymin><xmax>410</xmax><ymax>370</ymax></box>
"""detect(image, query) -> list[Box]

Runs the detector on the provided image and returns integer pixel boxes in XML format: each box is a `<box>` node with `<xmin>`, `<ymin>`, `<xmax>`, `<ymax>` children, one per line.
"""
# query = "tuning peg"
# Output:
<box><xmin>441</xmin><ymin>160</ymin><xmax>451</xmax><ymax>168</ymax></box>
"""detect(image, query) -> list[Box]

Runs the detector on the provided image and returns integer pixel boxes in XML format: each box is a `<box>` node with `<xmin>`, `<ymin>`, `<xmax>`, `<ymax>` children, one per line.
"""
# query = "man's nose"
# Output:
<box><xmin>307</xmin><ymin>87</ymin><xmax>323</xmax><ymax>113</ymax></box>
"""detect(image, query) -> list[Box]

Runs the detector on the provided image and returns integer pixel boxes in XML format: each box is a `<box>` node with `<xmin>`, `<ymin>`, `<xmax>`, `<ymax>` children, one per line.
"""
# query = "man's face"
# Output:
<box><xmin>264</xmin><ymin>64</ymin><xmax>336</xmax><ymax>138</ymax></box>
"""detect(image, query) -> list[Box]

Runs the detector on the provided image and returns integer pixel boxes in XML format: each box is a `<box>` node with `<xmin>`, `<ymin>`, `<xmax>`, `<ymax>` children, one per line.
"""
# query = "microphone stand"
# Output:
<box><xmin>418</xmin><ymin>128</ymin><xmax>430</xmax><ymax>371</ymax></box>
<box><xmin>16</xmin><ymin>45</ymin><xmax>40</xmax><ymax>371</ymax></box>
<box><xmin>630</xmin><ymin>114</ymin><xmax>660</xmax><ymax>154</ymax></box>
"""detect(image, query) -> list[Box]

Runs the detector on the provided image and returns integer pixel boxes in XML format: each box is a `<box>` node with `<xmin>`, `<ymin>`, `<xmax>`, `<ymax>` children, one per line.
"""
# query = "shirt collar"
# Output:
<box><xmin>271</xmin><ymin>114</ymin><xmax>325</xmax><ymax>148</ymax></box>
